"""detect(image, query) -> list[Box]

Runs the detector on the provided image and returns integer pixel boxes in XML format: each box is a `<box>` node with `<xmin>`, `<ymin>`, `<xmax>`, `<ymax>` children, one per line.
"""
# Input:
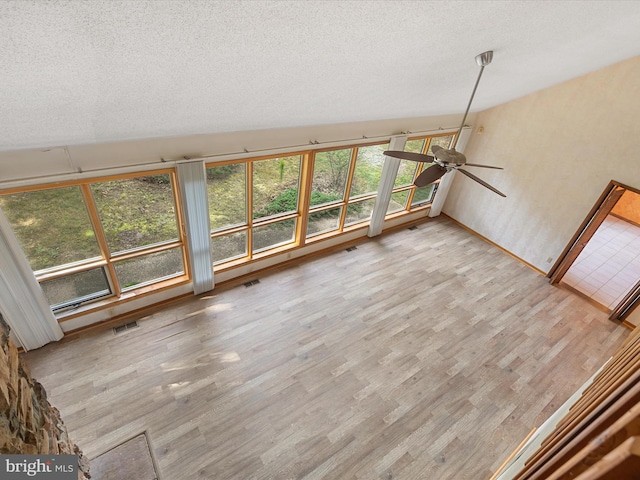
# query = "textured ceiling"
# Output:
<box><xmin>2</xmin><ymin>0</ymin><xmax>640</xmax><ymax>151</ymax></box>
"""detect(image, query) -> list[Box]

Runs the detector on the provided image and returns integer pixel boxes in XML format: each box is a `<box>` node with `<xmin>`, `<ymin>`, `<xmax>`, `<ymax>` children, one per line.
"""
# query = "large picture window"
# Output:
<box><xmin>305</xmin><ymin>142</ymin><xmax>391</xmax><ymax>239</ymax></box>
<box><xmin>0</xmin><ymin>171</ymin><xmax>187</xmax><ymax>312</ymax></box>
<box><xmin>207</xmin><ymin>163</ymin><xmax>248</xmax><ymax>264</ymax></box>
<box><xmin>349</xmin><ymin>144</ymin><xmax>388</xmax><ymax>197</ymax></box>
<box><xmin>212</xmin><ymin>135</ymin><xmax>456</xmax><ymax>271</ymax></box>
<box><xmin>344</xmin><ymin>143</ymin><xmax>389</xmax><ymax>227</ymax></box>
<box><xmin>0</xmin><ymin>132</ymin><xmax>459</xmax><ymax>319</ymax></box>
<box><xmin>207</xmin><ymin>154</ymin><xmax>303</xmax><ymax>266</ymax></box>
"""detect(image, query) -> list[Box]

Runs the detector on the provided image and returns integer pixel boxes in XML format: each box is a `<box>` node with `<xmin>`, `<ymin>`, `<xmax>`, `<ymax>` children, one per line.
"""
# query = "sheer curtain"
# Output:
<box><xmin>0</xmin><ymin>207</ymin><xmax>63</xmax><ymax>350</ymax></box>
<box><xmin>368</xmin><ymin>136</ymin><xmax>407</xmax><ymax>238</ymax></box>
<box><xmin>177</xmin><ymin>161</ymin><xmax>215</xmax><ymax>295</ymax></box>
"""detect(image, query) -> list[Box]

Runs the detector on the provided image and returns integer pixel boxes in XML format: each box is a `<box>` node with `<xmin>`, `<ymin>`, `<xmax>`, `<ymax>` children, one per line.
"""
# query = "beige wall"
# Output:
<box><xmin>443</xmin><ymin>55</ymin><xmax>640</xmax><ymax>272</ymax></box>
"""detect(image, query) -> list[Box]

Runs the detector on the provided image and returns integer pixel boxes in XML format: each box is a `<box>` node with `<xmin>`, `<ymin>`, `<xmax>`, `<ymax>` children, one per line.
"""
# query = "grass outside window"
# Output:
<box><xmin>1</xmin><ymin>186</ymin><xmax>101</xmax><ymax>271</ymax></box>
<box><xmin>91</xmin><ymin>174</ymin><xmax>179</xmax><ymax>254</ymax></box>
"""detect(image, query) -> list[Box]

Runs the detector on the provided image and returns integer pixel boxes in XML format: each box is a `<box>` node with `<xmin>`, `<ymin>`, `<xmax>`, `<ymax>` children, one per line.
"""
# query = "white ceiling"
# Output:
<box><xmin>2</xmin><ymin>0</ymin><xmax>640</xmax><ymax>152</ymax></box>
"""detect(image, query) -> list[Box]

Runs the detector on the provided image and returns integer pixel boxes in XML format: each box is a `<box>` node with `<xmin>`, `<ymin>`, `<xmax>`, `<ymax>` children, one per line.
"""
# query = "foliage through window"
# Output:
<box><xmin>253</xmin><ymin>156</ymin><xmax>301</xmax><ymax>220</ymax></box>
<box><xmin>305</xmin><ymin>142</ymin><xmax>393</xmax><ymax>239</ymax></box>
<box><xmin>349</xmin><ymin>144</ymin><xmax>388</xmax><ymax>198</ymax></box>
<box><xmin>91</xmin><ymin>174</ymin><xmax>179</xmax><ymax>253</ymax></box>
<box><xmin>207</xmin><ymin>155</ymin><xmax>303</xmax><ymax>265</ymax></box>
<box><xmin>310</xmin><ymin>149</ymin><xmax>351</xmax><ymax>207</ymax></box>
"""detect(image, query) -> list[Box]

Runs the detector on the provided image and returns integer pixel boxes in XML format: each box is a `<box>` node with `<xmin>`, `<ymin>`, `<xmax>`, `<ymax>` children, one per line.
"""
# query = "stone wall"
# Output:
<box><xmin>0</xmin><ymin>314</ymin><xmax>90</xmax><ymax>479</ymax></box>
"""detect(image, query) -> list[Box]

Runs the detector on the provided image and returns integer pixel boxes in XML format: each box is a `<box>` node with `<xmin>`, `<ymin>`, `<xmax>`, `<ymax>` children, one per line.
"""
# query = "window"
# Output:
<box><xmin>40</xmin><ymin>268</ymin><xmax>111</xmax><ymax>310</ymax></box>
<box><xmin>349</xmin><ymin>144</ymin><xmax>388</xmax><ymax>197</ymax></box>
<box><xmin>252</xmin><ymin>156</ymin><xmax>301</xmax><ymax>252</ymax></box>
<box><xmin>306</xmin><ymin>148</ymin><xmax>352</xmax><ymax>237</ymax></box>
<box><xmin>2</xmin><ymin>186</ymin><xmax>102</xmax><ymax>271</ymax></box>
<box><xmin>207</xmin><ymin>155</ymin><xmax>303</xmax><ymax>266</ymax></box>
<box><xmin>208</xmin><ymin>143</ymin><xmax>394</xmax><ymax>266</ymax></box>
<box><xmin>306</xmin><ymin>142</ymin><xmax>389</xmax><ymax>239</ymax></box>
<box><xmin>345</xmin><ymin>143</ymin><xmax>389</xmax><ymax>226</ymax></box>
<box><xmin>0</xmin><ymin>171</ymin><xmax>187</xmax><ymax>312</ymax></box>
<box><xmin>0</xmin><ymin>132</ymin><xmax>460</xmax><ymax>318</ymax></box>
<box><xmin>207</xmin><ymin>163</ymin><xmax>248</xmax><ymax>264</ymax></box>
<box><xmin>386</xmin><ymin>134</ymin><xmax>455</xmax><ymax>215</ymax></box>
<box><xmin>90</xmin><ymin>174</ymin><xmax>180</xmax><ymax>253</ymax></box>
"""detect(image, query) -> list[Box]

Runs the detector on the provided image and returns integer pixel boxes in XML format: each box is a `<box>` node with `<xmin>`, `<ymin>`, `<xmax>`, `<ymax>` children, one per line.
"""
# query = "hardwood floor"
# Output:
<box><xmin>23</xmin><ymin>216</ymin><xmax>630</xmax><ymax>479</ymax></box>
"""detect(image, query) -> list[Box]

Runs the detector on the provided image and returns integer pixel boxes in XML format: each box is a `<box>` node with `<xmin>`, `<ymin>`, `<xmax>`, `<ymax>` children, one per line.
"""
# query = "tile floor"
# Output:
<box><xmin>562</xmin><ymin>215</ymin><xmax>640</xmax><ymax>309</ymax></box>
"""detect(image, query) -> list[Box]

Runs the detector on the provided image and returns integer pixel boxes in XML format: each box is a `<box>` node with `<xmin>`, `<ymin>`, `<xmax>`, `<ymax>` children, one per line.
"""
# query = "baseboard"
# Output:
<box><xmin>442</xmin><ymin>214</ymin><xmax>547</xmax><ymax>276</ymax></box>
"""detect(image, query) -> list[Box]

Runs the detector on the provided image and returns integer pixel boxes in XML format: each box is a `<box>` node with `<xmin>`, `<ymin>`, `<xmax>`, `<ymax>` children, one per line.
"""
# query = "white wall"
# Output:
<box><xmin>443</xmin><ymin>55</ymin><xmax>640</xmax><ymax>272</ymax></box>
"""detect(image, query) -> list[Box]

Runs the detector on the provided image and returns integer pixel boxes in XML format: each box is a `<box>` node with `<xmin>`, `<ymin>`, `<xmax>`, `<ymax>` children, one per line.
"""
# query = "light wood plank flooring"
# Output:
<box><xmin>23</xmin><ymin>216</ymin><xmax>630</xmax><ymax>479</ymax></box>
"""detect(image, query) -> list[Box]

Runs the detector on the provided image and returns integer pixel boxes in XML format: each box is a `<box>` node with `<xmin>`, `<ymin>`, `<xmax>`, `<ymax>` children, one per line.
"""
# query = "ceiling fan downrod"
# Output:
<box><xmin>453</xmin><ymin>50</ymin><xmax>493</xmax><ymax>150</ymax></box>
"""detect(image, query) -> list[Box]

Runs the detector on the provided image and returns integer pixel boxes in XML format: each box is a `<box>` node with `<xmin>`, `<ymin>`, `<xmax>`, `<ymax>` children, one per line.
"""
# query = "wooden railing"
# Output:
<box><xmin>498</xmin><ymin>325</ymin><xmax>640</xmax><ymax>479</ymax></box>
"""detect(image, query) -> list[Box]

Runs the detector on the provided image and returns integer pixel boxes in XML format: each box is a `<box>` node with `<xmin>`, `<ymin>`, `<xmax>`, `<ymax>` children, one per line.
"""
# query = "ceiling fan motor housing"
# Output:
<box><xmin>449</xmin><ymin>150</ymin><xmax>467</xmax><ymax>166</ymax></box>
<box><xmin>434</xmin><ymin>148</ymin><xmax>467</xmax><ymax>166</ymax></box>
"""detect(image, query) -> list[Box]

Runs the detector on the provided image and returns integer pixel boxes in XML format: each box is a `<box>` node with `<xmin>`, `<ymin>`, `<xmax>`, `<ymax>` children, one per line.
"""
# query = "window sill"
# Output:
<box><xmin>384</xmin><ymin>203</ymin><xmax>431</xmax><ymax>221</ymax></box>
<box><xmin>54</xmin><ymin>274</ymin><xmax>191</xmax><ymax>323</ymax></box>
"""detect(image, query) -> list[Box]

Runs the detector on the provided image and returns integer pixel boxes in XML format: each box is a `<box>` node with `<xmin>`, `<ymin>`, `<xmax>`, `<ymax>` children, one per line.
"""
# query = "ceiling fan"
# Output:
<box><xmin>384</xmin><ymin>50</ymin><xmax>506</xmax><ymax>197</ymax></box>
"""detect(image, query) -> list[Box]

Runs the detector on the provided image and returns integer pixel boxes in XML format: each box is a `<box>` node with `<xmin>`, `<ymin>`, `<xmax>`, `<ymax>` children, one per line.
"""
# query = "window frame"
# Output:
<box><xmin>40</xmin><ymin>266</ymin><xmax>112</xmax><ymax>313</ymax></box>
<box><xmin>206</xmin><ymin>152</ymin><xmax>308</xmax><ymax>268</ymax></box>
<box><xmin>207</xmin><ymin>134</ymin><xmax>458</xmax><ymax>270</ymax></box>
<box><xmin>305</xmin><ymin>140</ymin><xmax>391</xmax><ymax>240</ymax></box>
<box><xmin>0</xmin><ymin>169</ymin><xmax>190</xmax><ymax>313</ymax></box>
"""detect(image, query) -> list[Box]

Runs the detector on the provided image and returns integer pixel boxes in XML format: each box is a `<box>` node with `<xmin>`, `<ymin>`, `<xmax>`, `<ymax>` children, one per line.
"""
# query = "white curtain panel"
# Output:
<box><xmin>368</xmin><ymin>135</ymin><xmax>408</xmax><ymax>237</ymax></box>
<box><xmin>177</xmin><ymin>161</ymin><xmax>215</xmax><ymax>295</ymax></box>
<box><xmin>429</xmin><ymin>126</ymin><xmax>472</xmax><ymax>217</ymax></box>
<box><xmin>0</xmin><ymin>207</ymin><xmax>63</xmax><ymax>350</ymax></box>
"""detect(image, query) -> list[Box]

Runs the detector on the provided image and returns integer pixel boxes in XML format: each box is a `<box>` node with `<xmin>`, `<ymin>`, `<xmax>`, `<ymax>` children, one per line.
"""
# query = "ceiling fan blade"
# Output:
<box><xmin>383</xmin><ymin>150</ymin><xmax>435</xmax><ymax>163</ymax></box>
<box><xmin>414</xmin><ymin>165</ymin><xmax>447</xmax><ymax>187</ymax></box>
<box><xmin>457</xmin><ymin>168</ymin><xmax>506</xmax><ymax>197</ymax></box>
<box><xmin>464</xmin><ymin>162</ymin><xmax>503</xmax><ymax>170</ymax></box>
